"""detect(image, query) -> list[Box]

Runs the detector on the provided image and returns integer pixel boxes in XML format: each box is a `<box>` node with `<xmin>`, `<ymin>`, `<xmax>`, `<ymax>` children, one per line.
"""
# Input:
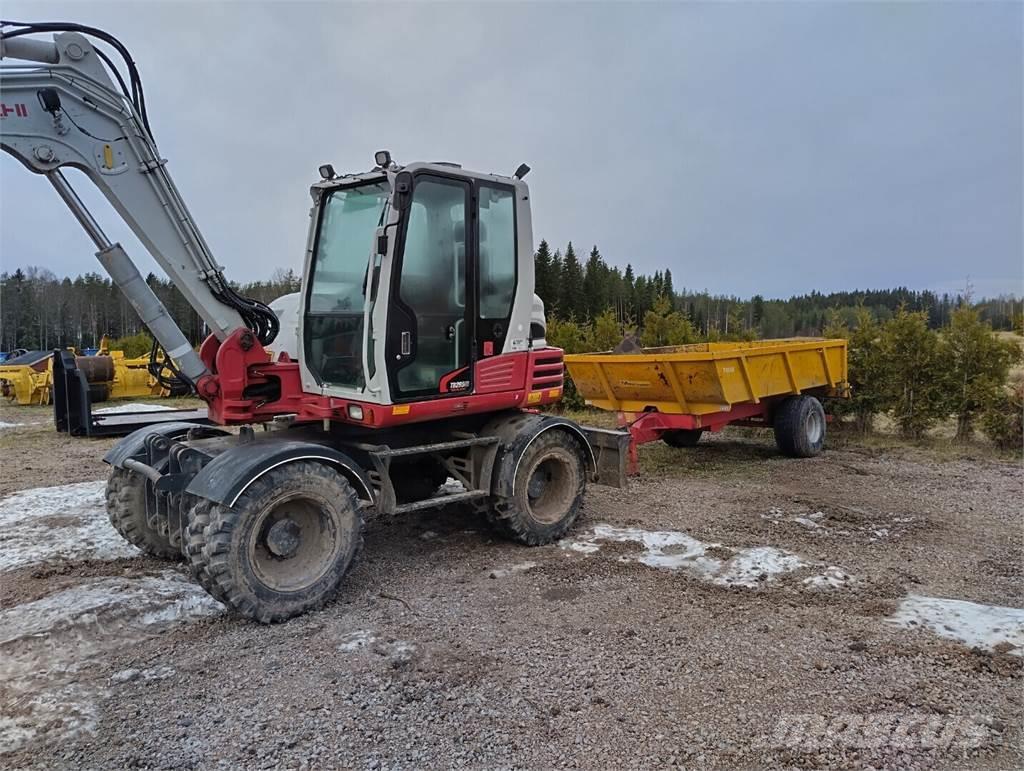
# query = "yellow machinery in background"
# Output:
<box><xmin>0</xmin><ymin>339</ymin><xmax>178</xmax><ymax>406</ymax></box>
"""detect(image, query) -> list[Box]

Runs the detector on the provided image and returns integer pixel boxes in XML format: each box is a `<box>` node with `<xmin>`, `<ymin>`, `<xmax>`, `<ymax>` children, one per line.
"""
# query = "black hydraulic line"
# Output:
<box><xmin>2</xmin><ymin>20</ymin><xmax>152</xmax><ymax>135</ymax></box>
<box><xmin>2</xmin><ymin>19</ymin><xmax>281</xmax><ymax>347</ymax></box>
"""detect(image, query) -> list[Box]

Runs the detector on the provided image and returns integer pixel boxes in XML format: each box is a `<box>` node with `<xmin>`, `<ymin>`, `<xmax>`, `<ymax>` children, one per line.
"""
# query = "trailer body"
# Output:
<box><xmin>565</xmin><ymin>338</ymin><xmax>849</xmax><ymax>467</ymax></box>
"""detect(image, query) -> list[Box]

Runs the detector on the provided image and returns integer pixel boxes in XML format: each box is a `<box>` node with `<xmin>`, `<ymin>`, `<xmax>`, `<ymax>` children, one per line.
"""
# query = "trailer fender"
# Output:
<box><xmin>482</xmin><ymin>412</ymin><xmax>597</xmax><ymax>497</ymax></box>
<box><xmin>103</xmin><ymin>422</ymin><xmax>228</xmax><ymax>467</ymax></box>
<box><xmin>184</xmin><ymin>440</ymin><xmax>374</xmax><ymax>508</ymax></box>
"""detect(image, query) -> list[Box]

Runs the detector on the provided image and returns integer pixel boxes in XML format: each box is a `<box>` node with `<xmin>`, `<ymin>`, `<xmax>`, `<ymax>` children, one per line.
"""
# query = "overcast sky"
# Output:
<box><xmin>1</xmin><ymin>1</ymin><xmax>1020</xmax><ymax>300</ymax></box>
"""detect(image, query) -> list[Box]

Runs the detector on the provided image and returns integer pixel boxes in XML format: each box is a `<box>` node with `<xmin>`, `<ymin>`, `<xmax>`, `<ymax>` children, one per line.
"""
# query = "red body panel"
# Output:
<box><xmin>474</xmin><ymin>354</ymin><xmax>526</xmax><ymax>393</ymax></box>
<box><xmin>196</xmin><ymin>330</ymin><xmax>564</xmax><ymax>429</ymax></box>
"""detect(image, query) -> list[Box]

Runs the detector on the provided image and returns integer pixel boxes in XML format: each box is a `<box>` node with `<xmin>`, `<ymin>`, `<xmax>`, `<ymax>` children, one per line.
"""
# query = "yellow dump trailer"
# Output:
<box><xmin>564</xmin><ymin>338</ymin><xmax>849</xmax><ymax>463</ymax></box>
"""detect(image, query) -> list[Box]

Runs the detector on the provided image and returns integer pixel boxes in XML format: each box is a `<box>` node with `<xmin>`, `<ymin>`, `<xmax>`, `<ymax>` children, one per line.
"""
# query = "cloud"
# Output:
<box><xmin>1</xmin><ymin>1</ymin><xmax>1020</xmax><ymax>298</ymax></box>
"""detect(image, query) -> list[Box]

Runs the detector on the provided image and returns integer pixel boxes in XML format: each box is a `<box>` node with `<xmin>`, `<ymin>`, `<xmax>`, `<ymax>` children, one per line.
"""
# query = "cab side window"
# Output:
<box><xmin>477</xmin><ymin>185</ymin><xmax>516</xmax><ymax>321</ymax></box>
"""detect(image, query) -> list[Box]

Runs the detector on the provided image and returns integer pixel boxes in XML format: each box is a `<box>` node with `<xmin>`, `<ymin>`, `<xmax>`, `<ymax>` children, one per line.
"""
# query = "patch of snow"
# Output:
<box><xmin>441</xmin><ymin>477</ymin><xmax>466</xmax><ymax>494</ymax></box>
<box><xmin>489</xmin><ymin>561</ymin><xmax>537</xmax><ymax>579</ymax></box>
<box><xmin>0</xmin><ymin>420</ymin><xmax>25</xmax><ymax>430</ymax></box>
<box><xmin>110</xmin><ymin>665</ymin><xmax>176</xmax><ymax>684</ymax></box>
<box><xmin>716</xmin><ymin>547</ymin><xmax>806</xmax><ymax>587</ymax></box>
<box><xmin>336</xmin><ymin>630</ymin><xmax>415</xmax><ymax>661</ymax></box>
<box><xmin>762</xmin><ymin>507</ymin><xmax>828</xmax><ymax>532</ymax></box>
<box><xmin>0</xmin><ymin>481</ymin><xmax>140</xmax><ymax>572</ymax></box>
<box><xmin>92</xmin><ymin>402</ymin><xmax>174</xmax><ymax>414</ymax></box>
<box><xmin>889</xmin><ymin>595</ymin><xmax>1024</xmax><ymax>656</ymax></box>
<box><xmin>337</xmin><ymin>630</ymin><xmax>377</xmax><ymax>652</ymax></box>
<box><xmin>0</xmin><ymin>571</ymin><xmax>222</xmax><ymax>754</ymax></box>
<box><xmin>388</xmin><ymin>640</ymin><xmax>417</xmax><ymax>663</ymax></box>
<box><xmin>419</xmin><ymin>530</ymin><xmax>439</xmax><ymax>541</ymax></box>
<box><xmin>803</xmin><ymin>566</ymin><xmax>855</xmax><ymax>591</ymax></box>
<box><xmin>560</xmin><ymin>525</ymin><xmax>828</xmax><ymax>588</ymax></box>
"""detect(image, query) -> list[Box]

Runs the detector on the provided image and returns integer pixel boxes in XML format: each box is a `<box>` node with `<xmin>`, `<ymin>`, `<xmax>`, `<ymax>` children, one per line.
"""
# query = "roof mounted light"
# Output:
<box><xmin>514</xmin><ymin>163</ymin><xmax>531</xmax><ymax>180</ymax></box>
<box><xmin>318</xmin><ymin>164</ymin><xmax>336</xmax><ymax>180</ymax></box>
<box><xmin>374</xmin><ymin>150</ymin><xmax>391</xmax><ymax>169</ymax></box>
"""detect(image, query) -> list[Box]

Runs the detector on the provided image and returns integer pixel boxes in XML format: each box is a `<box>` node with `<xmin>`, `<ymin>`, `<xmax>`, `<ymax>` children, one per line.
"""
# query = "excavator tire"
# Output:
<box><xmin>184</xmin><ymin>500</ymin><xmax>228</xmax><ymax>603</ymax></box>
<box><xmin>186</xmin><ymin>461</ymin><xmax>363</xmax><ymax>623</ymax></box>
<box><xmin>479</xmin><ymin>429</ymin><xmax>587</xmax><ymax>546</ymax></box>
<box><xmin>105</xmin><ymin>467</ymin><xmax>181</xmax><ymax>560</ymax></box>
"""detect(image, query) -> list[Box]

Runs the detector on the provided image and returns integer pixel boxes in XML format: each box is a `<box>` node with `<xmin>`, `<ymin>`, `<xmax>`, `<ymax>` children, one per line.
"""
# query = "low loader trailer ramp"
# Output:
<box><xmin>564</xmin><ymin>338</ymin><xmax>849</xmax><ymax>470</ymax></box>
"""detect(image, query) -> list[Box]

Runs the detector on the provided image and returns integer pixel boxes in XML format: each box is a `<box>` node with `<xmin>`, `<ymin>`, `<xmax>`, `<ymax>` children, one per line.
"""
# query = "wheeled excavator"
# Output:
<box><xmin>0</xmin><ymin>22</ymin><xmax>627</xmax><ymax>622</ymax></box>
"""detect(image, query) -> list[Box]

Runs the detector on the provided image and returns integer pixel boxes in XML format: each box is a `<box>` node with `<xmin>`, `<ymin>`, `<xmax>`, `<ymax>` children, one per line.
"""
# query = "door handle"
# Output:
<box><xmin>445</xmin><ymin>324</ymin><xmax>456</xmax><ymax>341</ymax></box>
<box><xmin>400</xmin><ymin>331</ymin><xmax>411</xmax><ymax>356</ymax></box>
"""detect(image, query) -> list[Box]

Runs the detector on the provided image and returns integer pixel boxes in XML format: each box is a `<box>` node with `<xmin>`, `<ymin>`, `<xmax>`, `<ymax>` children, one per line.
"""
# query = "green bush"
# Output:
<box><xmin>108</xmin><ymin>331</ymin><xmax>154</xmax><ymax>358</ymax></box>
<box><xmin>876</xmin><ymin>307</ymin><xmax>947</xmax><ymax>439</ymax></box>
<box><xmin>640</xmin><ymin>295</ymin><xmax>697</xmax><ymax>348</ymax></box>
<box><xmin>545</xmin><ymin>317</ymin><xmax>591</xmax><ymax>410</ymax></box>
<box><xmin>940</xmin><ymin>307</ymin><xmax>1022</xmax><ymax>440</ymax></box>
<box><xmin>980</xmin><ymin>376</ymin><xmax>1023</xmax><ymax>451</ymax></box>
<box><xmin>824</xmin><ymin>307</ymin><xmax>885</xmax><ymax>433</ymax></box>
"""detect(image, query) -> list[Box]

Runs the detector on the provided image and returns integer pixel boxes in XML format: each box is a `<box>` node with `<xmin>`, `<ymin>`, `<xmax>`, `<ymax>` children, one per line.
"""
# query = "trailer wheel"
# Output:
<box><xmin>662</xmin><ymin>429</ymin><xmax>704</xmax><ymax>448</ymax></box>
<box><xmin>105</xmin><ymin>467</ymin><xmax>181</xmax><ymax>560</ymax></box>
<box><xmin>190</xmin><ymin>461</ymin><xmax>363</xmax><ymax>623</ymax></box>
<box><xmin>482</xmin><ymin>430</ymin><xmax>587</xmax><ymax>546</ymax></box>
<box><xmin>773</xmin><ymin>395</ymin><xmax>826</xmax><ymax>458</ymax></box>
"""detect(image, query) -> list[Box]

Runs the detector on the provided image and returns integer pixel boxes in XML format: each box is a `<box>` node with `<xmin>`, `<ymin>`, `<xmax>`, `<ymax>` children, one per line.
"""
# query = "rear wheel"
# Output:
<box><xmin>105</xmin><ymin>467</ymin><xmax>180</xmax><ymax>560</ymax></box>
<box><xmin>187</xmin><ymin>461</ymin><xmax>363</xmax><ymax>623</ymax></box>
<box><xmin>773</xmin><ymin>395</ymin><xmax>826</xmax><ymax>457</ymax></box>
<box><xmin>481</xmin><ymin>430</ymin><xmax>587</xmax><ymax>546</ymax></box>
<box><xmin>661</xmin><ymin>429</ymin><xmax>704</xmax><ymax>448</ymax></box>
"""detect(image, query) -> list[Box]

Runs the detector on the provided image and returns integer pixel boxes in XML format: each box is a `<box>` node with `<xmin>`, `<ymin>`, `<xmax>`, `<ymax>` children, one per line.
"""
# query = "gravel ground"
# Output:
<box><xmin>0</xmin><ymin>401</ymin><xmax>1021</xmax><ymax>769</ymax></box>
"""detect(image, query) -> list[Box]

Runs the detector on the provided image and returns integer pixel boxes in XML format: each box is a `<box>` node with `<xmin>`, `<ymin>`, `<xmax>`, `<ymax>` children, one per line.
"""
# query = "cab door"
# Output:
<box><xmin>385</xmin><ymin>174</ymin><xmax>473</xmax><ymax>400</ymax></box>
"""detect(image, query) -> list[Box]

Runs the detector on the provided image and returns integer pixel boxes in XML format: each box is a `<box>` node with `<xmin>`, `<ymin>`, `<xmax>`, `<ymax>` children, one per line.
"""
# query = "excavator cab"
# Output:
<box><xmin>300</xmin><ymin>160</ymin><xmax>540</xmax><ymax>408</ymax></box>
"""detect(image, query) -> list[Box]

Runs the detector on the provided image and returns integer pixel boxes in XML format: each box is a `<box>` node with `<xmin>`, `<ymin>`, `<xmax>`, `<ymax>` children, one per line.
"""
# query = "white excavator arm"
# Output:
<box><xmin>0</xmin><ymin>23</ymin><xmax>277</xmax><ymax>382</ymax></box>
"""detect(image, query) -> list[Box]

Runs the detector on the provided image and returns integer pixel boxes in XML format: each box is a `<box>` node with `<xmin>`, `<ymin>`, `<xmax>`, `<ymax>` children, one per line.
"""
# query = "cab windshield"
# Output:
<box><xmin>305</xmin><ymin>179</ymin><xmax>389</xmax><ymax>389</ymax></box>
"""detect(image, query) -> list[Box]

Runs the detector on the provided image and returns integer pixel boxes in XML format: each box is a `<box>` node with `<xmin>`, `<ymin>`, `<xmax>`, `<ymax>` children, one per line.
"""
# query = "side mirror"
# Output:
<box><xmin>393</xmin><ymin>171</ymin><xmax>413</xmax><ymax>212</ymax></box>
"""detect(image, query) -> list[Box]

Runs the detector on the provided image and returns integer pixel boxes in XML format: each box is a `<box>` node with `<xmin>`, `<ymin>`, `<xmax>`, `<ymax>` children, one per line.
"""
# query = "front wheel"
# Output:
<box><xmin>773</xmin><ymin>395</ymin><xmax>826</xmax><ymax>458</ymax></box>
<box><xmin>481</xmin><ymin>429</ymin><xmax>587</xmax><ymax>546</ymax></box>
<box><xmin>187</xmin><ymin>461</ymin><xmax>363</xmax><ymax>623</ymax></box>
<box><xmin>106</xmin><ymin>467</ymin><xmax>181</xmax><ymax>560</ymax></box>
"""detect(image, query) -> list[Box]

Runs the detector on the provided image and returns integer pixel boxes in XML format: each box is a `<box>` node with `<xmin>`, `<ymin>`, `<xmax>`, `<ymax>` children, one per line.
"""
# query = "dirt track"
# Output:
<box><xmin>0</xmin><ymin>403</ymin><xmax>1021</xmax><ymax>769</ymax></box>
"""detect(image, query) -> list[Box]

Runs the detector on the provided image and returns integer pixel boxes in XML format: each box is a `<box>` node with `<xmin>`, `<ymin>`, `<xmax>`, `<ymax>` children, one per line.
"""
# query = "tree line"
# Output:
<box><xmin>1</xmin><ymin>242</ymin><xmax>1020</xmax><ymax>352</ymax></box>
<box><xmin>534</xmin><ymin>239</ymin><xmax>1021</xmax><ymax>338</ymax></box>
<box><xmin>0</xmin><ymin>266</ymin><xmax>300</xmax><ymax>352</ymax></box>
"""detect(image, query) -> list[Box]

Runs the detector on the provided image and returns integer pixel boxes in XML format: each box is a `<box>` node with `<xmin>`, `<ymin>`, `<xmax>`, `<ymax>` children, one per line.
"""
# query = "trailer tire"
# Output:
<box><xmin>105</xmin><ymin>467</ymin><xmax>181</xmax><ymax>560</ymax></box>
<box><xmin>193</xmin><ymin>461</ymin><xmax>363</xmax><ymax>623</ymax></box>
<box><xmin>773</xmin><ymin>395</ymin><xmax>826</xmax><ymax>458</ymax></box>
<box><xmin>662</xmin><ymin>429</ymin><xmax>704</xmax><ymax>448</ymax></box>
<box><xmin>480</xmin><ymin>429</ymin><xmax>587</xmax><ymax>546</ymax></box>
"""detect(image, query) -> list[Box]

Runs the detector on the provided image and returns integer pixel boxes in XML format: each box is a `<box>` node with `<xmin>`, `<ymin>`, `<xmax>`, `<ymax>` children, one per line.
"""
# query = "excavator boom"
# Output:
<box><xmin>0</xmin><ymin>22</ymin><xmax>277</xmax><ymax>382</ymax></box>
